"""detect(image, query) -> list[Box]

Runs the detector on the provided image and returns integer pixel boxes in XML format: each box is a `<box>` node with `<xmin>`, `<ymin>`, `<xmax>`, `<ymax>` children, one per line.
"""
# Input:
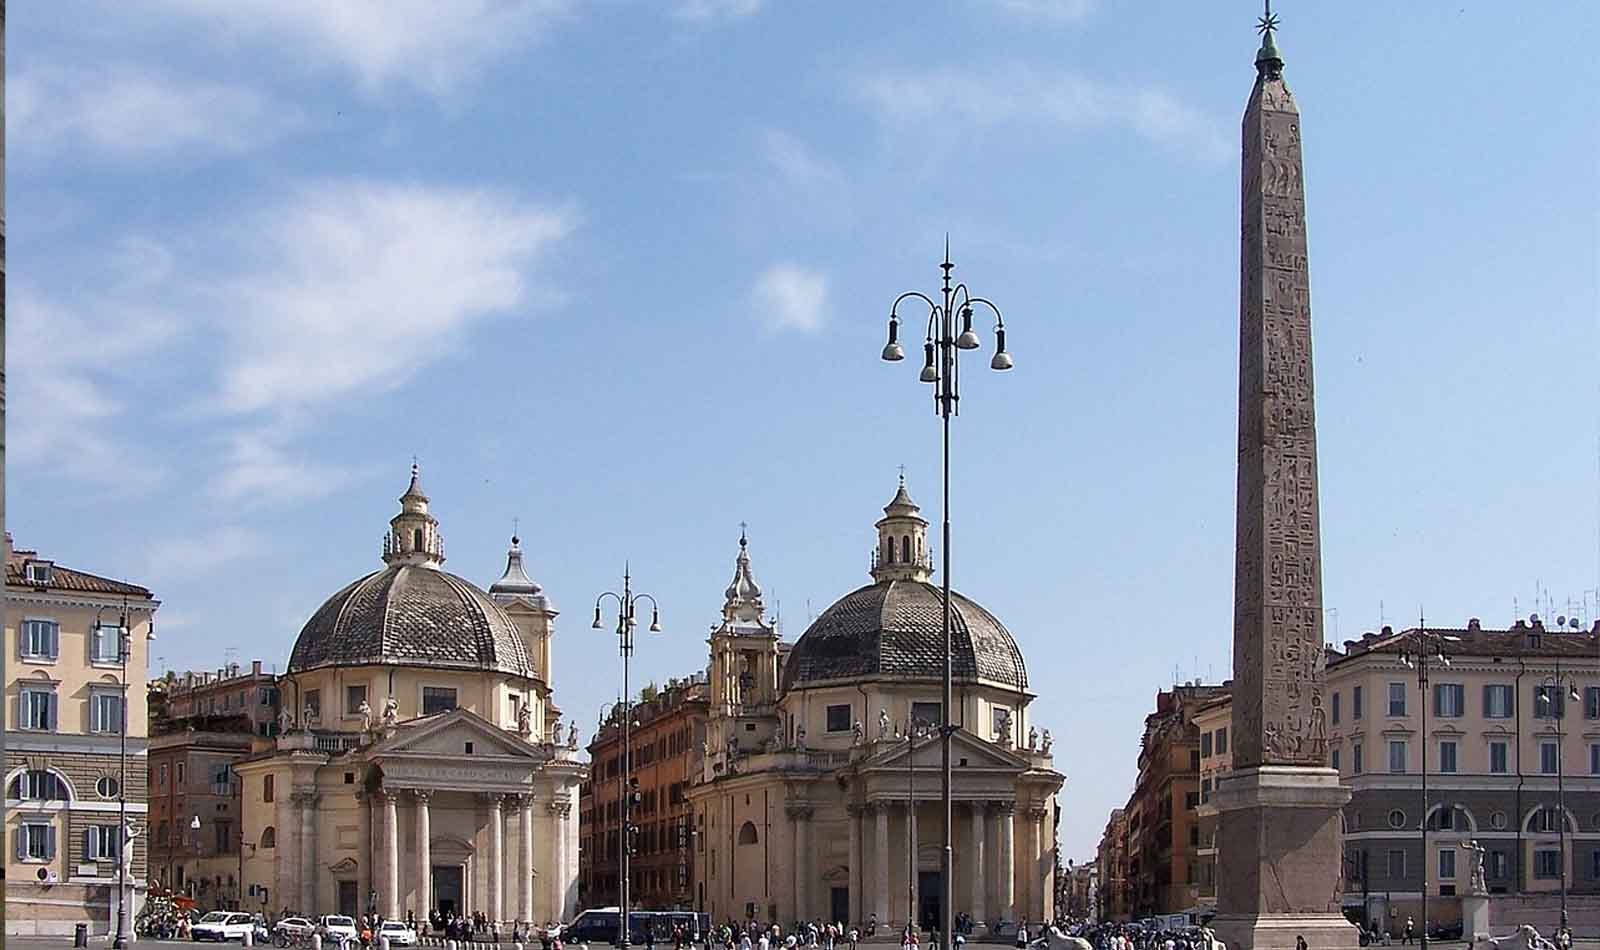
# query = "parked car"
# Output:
<box><xmin>318</xmin><ymin>915</ymin><xmax>360</xmax><ymax>947</ymax></box>
<box><xmin>274</xmin><ymin>917</ymin><xmax>316</xmax><ymax>945</ymax></box>
<box><xmin>192</xmin><ymin>911</ymin><xmax>259</xmax><ymax>942</ymax></box>
<box><xmin>377</xmin><ymin>921</ymin><xmax>419</xmax><ymax>947</ymax></box>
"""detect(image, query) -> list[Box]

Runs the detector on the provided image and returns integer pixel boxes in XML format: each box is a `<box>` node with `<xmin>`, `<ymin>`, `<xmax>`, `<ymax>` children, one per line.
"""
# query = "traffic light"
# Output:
<box><xmin>625</xmin><ymin>822</ymin><xmax>640</xmax><ymax>856</ymax></box>
<box><xmin>627</xmin><ymin>777</ymin><xmax>642</xmax><ymax>813</ymax></box>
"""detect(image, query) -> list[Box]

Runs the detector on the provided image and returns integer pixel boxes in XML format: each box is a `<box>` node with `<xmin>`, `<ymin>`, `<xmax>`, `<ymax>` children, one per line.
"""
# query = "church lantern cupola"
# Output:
<box><xmin>870</xmin><ymin>473</ymin><xmax>932</xmax><ymax>583</ymax></box>
<box><xmin>382</xmin><ymin>463</ymin><xmax>445</xmax><ymax>567</ymax></box>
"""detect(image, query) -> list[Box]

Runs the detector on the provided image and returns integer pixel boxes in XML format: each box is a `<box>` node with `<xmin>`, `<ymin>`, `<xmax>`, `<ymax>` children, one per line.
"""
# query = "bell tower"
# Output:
<box><xmin>705</xmin><ymin>528</ymin><xmax>781</xmax><ymax>771</ymax></box>
<box><xmin>871</xmin><ymin>473</ymin><xmax>932</xmax><ymax>583</ymax></box>
<box><xmin>382</xmin><ymin>463</ymin><xmax>444</xmax><ymax>567</ymax></box>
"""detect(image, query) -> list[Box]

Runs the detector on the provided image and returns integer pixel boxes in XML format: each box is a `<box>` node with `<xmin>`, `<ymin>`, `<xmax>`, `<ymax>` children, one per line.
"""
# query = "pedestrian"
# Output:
<box><xmin>1296</xmin><ymin>937</ymin><xmax>1308</xmax><ymax>950</ymax></box>
<box><xmin>1403</xmin><ymin>918</ymin><xmax>1414</xmax><ymax>946</ymax></box>
<box><xmin>1016</xmin><ymin>922</ymin><xmax>1029</xmax><ymax>950</ymax></box>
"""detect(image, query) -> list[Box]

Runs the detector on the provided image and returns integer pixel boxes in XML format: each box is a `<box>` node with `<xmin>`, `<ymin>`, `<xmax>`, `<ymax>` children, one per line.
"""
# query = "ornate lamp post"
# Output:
<box><xmin>880</xmin><ymin>240</ymin><xmax>1012</xmax><ymax>942</ymax></box>
<box><xmin>593</xmin><ymin>567</ymin><xmax>661</xmax><ymax>949</ymax></box>
<box><xmin>1536</xmin><ymin>657</ymin><xmax>1581</xmax><ymax>936</ymax></box>
<box><xmin>94</xmin><ymin>596</ymin><xmax>140</xmax><ymax>948</ymax></box>
<box><xmin>1398</xmin><ymin>622</ymin><xmax>1460</xmax><ymax>950</ymax></box>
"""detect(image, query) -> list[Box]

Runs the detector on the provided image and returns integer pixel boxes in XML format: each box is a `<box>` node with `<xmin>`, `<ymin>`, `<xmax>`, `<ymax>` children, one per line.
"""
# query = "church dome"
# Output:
<box><xmin>779</xmin><ymin>478</ymin><xmax>1027</xmax><ymax>692</ymax></box>
<box><xmin>287</xmin><ymin>467</ymin><xmax>534</xmax><ymax>677</ymax></box>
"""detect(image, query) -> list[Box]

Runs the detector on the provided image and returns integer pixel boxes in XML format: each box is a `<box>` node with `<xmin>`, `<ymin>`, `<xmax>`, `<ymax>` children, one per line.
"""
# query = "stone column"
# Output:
<box><xmin>383</xmin><ymin>791</ymin><xmax>401</xmax><ymax>919</ymax></box>
<box><xmin>969</xmin><ymin>804</ymin><xmax>987</xmax><ymax>924</ymax></box>
<box><xmin>413</xmin><ymin>791</ymin><xmax>432</xmax><ymax>917</ymax></box>
<box><xmin>549</xmin><ymin>799</ymin><xmax>570</xmax><ymax>924</ymax></box>
<box><xmin>847</xmin><ymin>804</ymin><xmax>863</xmax><ymax>927</ymax></box>
<box><xmin>485</xmin><ymin>794</ymin><xmax>505</xmax><ymax>925</ymax></box>
<box><xmin>787</xmin><ymin>804</ymin><xmax>812</xmax><ymax>921</ymax></box>
<box><xmin>296</xmin><ymin>791</ymin><xmax>319</xmax><ymax>914</ymax></box>
<box><xmin>519</xmin><ymin>795</ymin><xmax>536</xmax><ymax>924</ymax></box>
<box><xmin>278</xmin><ymin>795</ymin><xmax>300</xmax><ymax>915</ymax></box>
<box><xmin>356</xmin><ymin>791</ymin><xmax>372</xmax><ymax>918</ymax></box>
<box><xmin>874</xmin><ymin>803</ymin><xmax>890</xmax><ymax>926</ymax></box>
<box><xmin>1026</xmin><ymin>806</ymin><xmax>1049</xmax><ymax>922</ymax></box>
<box><xmin>994</xmin><ymin>802</ymin><xmax>1014</xmax><ymax>922</ymax></box>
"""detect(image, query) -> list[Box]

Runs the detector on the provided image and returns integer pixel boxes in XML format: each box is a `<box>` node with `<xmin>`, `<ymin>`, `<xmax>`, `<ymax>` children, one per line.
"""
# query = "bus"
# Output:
<box><xmin>564</xmin><ymin>909</ymin><xmax>710</xmax><ymax>946</ymax></box>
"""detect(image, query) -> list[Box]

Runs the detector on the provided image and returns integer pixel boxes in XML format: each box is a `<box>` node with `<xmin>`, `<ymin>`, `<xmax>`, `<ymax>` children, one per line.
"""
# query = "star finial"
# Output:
<box><xmin>1256</xmin><ymin>0</ymin><xmax>1279</xmax><ymax>37</ymax></box>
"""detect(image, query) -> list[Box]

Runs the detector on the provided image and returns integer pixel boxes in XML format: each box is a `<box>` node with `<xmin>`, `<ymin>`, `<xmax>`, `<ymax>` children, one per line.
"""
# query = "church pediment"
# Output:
<box><xmin>369</xmin><ymin>707</ymin><xmax>542</xmax><ymax>761</ymax></box>
<box><xmin>858</xmin><ymin>730</ymin><xmax>1032</xmax><ymax>773</ymax></box>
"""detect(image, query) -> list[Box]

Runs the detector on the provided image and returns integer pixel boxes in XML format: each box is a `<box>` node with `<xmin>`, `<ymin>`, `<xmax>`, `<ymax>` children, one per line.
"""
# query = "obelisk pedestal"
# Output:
<box><xmin>1213</xmin><ymin>14</ymin><xmax>1357</xmax><ymax>950</ymax></box>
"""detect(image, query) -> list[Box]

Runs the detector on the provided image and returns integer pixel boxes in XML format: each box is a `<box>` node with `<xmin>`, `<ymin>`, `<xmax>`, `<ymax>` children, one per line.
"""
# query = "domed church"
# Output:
<box><xmin>237</xmin><ymin>468</ymin><xmax>586</xmax><ymax>925</ymax></box>
<box><xmin>687</xmin><ymin>479</ymin><xmax>1062</xmax><ymax>932</ymax></box>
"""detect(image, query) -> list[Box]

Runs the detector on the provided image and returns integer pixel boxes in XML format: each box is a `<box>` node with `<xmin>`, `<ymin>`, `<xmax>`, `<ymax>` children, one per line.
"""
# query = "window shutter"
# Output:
<box><xmin>15</xmin><ymin>828</ymin><xmax>26</xmax><ymax>861</ymax></box>
<box><xmin>86</xmin><ymin>828</ymin><xmax>95</xmax><ymax>861</ymax></box>
<box><xmin>46</xmin><ymin>824</ymin><xmax>57</xmax><ymax>860</ymax></box>
<box><xmin>47</xmin><ymin>693</ymin><xmax>59</xmax><ymax>731</ymax></box>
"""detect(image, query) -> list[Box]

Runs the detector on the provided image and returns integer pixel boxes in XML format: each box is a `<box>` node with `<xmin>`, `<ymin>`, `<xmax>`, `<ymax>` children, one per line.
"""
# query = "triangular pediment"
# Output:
<box><xmin>369</xmin><ymin>707</ymin><xmax>543</xmax><ymax>761</ymax></box>
<box><xmin>859</xmin><ymin>729</ymin><xmax>1033</xmax><ymax>773</ymax></box>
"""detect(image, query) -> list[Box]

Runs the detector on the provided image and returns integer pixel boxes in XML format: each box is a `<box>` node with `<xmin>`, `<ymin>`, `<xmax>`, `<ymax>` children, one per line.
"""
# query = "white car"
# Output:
<box><xmin>192</xmin><ymin>911</ymin><xmax>259</xmax><ymax>942</ymax></box>
<box><xmin>378</xmin><ymin>921</ymin><xmax>419</xmax><ymax>946</ymax></box>
<box><xmin>274</xmin><ymin>918</ymin><xmax>316</xmax><ymax>944</ymax></box>
<box><xmin>318</xmin><ymin>916</ymin><xmax>360</xmax><ymax>946</ymax></box>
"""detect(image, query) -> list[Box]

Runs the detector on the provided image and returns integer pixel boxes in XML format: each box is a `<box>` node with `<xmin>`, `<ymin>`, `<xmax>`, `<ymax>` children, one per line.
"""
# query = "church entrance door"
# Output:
<box><xmin>831</xmin><ymin>888</ymin><xmax>849</xmax><ymax>928</ymax></box>
<box><xmin>338</xmin><ymin>881</ymin><xmax>359</xmax><ymax>918</ymax></box>
<box><xmin>917</xmin><ymin>872</ymin><xmax>941</xmax><ymax>933</ymax></box>
<box><xmin>432</xmin><ymin>866</ymin><xmax>464</xmax><ymax>916</ymax></box>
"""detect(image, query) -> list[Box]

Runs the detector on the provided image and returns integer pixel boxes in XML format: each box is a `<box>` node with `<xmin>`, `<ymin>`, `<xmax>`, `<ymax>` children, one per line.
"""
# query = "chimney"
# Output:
<box><xmin>1381</xmin><ymin>625</ymin><xmax>1393</xmax><ymax>637</ymax></box>
<box><xmin>252</xmin><ymin>660</ymin><xmax>263</xmax><ymax>676</ymax></box>
<box><xmin>1343</xmin><ymin>640</ymin><xmax>1359</xmax><ymax>653</ymax></box>
<box><xmin>1467</xmin><ymin>618</ymin><xmax>1482</xmax><ymax>632</ymax></box>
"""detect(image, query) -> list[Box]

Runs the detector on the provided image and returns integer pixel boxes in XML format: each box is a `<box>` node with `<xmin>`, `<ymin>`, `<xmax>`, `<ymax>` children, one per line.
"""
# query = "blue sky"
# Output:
<box><xmin>11</xmin><ymin>1</ymin><xmax>1598</xmax><ymax>862</ymax></box>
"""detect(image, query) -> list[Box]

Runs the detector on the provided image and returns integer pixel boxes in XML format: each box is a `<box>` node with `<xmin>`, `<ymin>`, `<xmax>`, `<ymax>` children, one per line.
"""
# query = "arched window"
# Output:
<box><xmin>8</xmin><ymin>769</ymin><xmax>68</xmax><ymax>801</ymax></box>
<box><xmin>737</xmin><ymin>821</ymin><xmax>759</xmax><ymax>845</ymax></box>
<box><xmin>261</xmin><ymin>826</ymin><xmax>277</xmax><ymax>849</ymax></box>
<box><xmin>884</xmin><ymin>538</ymin><xmax>894</xmax><ymax>564</ymax></box>
<box><xmin>413</xmin><ymin>528</ymin><xmax>424</xmax><ymax>550</ymax></box>
<box><xmin>901</xmin><ymin>536</ymin><xmax>911</xmax><ymax>563</ymax></box>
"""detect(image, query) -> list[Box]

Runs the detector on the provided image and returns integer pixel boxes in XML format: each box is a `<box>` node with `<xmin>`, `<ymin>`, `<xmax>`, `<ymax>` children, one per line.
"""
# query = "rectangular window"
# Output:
<box><xmin>1387</xmin><ymin>849</ymin><xmax>1406</xmax><ymax>881</ymax></box>
<box><xmin>19</xmin><ymin>686</ymin><xmax>57</xmax><ymax>731</ymax></box>
<box><xmin>1201</xmin><ymin>777</ymin><xmax>1213</xmax><ymax>803</ymax></box>
<box><xmin>1353</xmin><ymin>685</ymin><xmax>1365</xmax><ymax>720</ymax></box>
<box><xmin>1388</xmin><ymin>682</ymin><xmax>1407</xmax><ymax>717</ymax></box>
<box><xmin>20</xmin><ymin>619</ymin><xmax>60</xmax><ymax>660</ymax></box>
<box><xmin>1184</xmin><ymin>791</ymin><xmax>1199</xmax><ymax>810</ymax></box>
<box><xmin>159</xmin><ymin>764</ymin><xmax>169</xmax><ymax>788</ymax></box>
<box><xmin>1588</xmin><ymin>687</ymin><xmax>1600</xmax><ymax>721</ymax></box>
<box><xmin>910</xmin><ymin>701</ymin><xmax>942</xmax><ymax>728</ymax></box>
<box><xmin>1332</xmin><ymin>692</ymin><xmax>1341</xmax><ymax>725</ymax></box>
<box><xmin>18</xmin><ymin>821</ymin><xmax>55</xmax><ymax>861</ymax></box>
<box><xmin>1490</xmin><ymin>741</ymin><xmax>1509</xmax><ymax>775</ymax></box>
<box><xmin>1388</xmin><ymin>740</ymin><xmax>1407</xmax><ymax>774</ymax></box>
<box><xmin>1201</xmin><ymin>732</ymin><xmax>1212</xmax><ymax>758</ymax></box>
<box><xmin>345</xmin><ymin>684</ymin><xmax>368</xmax><ymax>715</ymax></box>
<box><xmin>1331</xmin><ymin>748</ymin><xmax>1341</xmax><ymax>772</ymax></box>
<box><xmin>1535</xmin><ymin>849</ymin><xmax>1561</xmax><ymax>880</ymax></box>
<box><xmin>1541</xmin><ymin>741</ymin><xmax>1559</xmax><ymax>775</ymax></box>
<box><xmin>262</xmin><ymin>774</ymin><xmax>275</xmax><ymax>803</ymax></box>
<box><xmin>1353</xmin><ymin>742</ymin><xmax>1364</xmax><ymax>774</ymax></box>
<box><xmin>825</xmin><ymin>704</ymin><xmax>851</xmax><ymax>733</ymax></box>
<box><xmin>1439</xmin><ymin>740</ymin><xmax>1458</xmax><ymax>774</ymax></box>
<box><xmin>176</xmin><ymin>763</ymin><xmax>185</xmax><ymax>785</ymax></box>
<box><xmin>1440</xmin><ymin>848</ymin><xmax>1456</xmax><ymax>880</ymax></box>
<box><xmin>1488</xmin><ymin>850</ymin><xmax>1509</xmax><ymax>881</ymax></box>
<box><xmin>1592</xmin><ymin>744</ymin><xmax>1600</xmax><ymax>776</ymax></box>
<box><xmin>85</xmin><ymin>825</ymin><xmax>120</xmax><ymax>861</ymax></box>
<box><xmin>90</xmin><ymin>692</ymin><xmax>124</xmax><ymax>734</ymax></box>
<box><xmin>1484</xmin><ymin>684</ymin><xmax>1515</xmax><ymax>719</ymax></box>
<box><xmin>212</xmin><ymin>766</ymin><xmax>232</xmax><ymax>796</ymax></box>
<box><xmin>25</xmin><ymin>561</ymin><xmax>53</xmax><ymax>585</ymax></box>
<box><xmin>90</xmin><ymin>623</ymin><xmax>122</xmax><ymax>664</ymax></box>
<box><xmin>422</xmin><ymin>687</ymin><xmax>458</xmax><ymax>715</ymax></box>
<box><xmin>1216</xmin><ymin>727</ymin><xmax>1228</xmax><ymax>754</ymax></box>
<box><xmin>1535</xmin><ymin>685</ymin><xmax>1565</xmax><ymax>720</ymax></box>
<box><xmin>1434</xmin><ymin>683</ymin><xmax>1465</xmax><ymax>718</ymax></box>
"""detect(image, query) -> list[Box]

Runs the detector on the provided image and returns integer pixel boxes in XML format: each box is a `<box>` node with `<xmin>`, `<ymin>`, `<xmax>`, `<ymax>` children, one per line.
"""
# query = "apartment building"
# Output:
<box><xmin>1190</xmin><ymin>691</ymin><xmax>1231</xmax><ymax>914</ymax></box>
<box><xmin>4</xmin><ymin>535</ymin><xmax>158</xmax><ymax>936</ymax></box>
<box><xmin>579</xmin><ymin>676</ymin><xmax>709</xmax><ymax>910</ymax></box>
<box><xmin>146</xmin><ymin>660</ymin><xmax>281</xmax><ymax>909</ymax></box>
<box><xmin>1095</xmin><ymin>808</ymin><xmax>1129</xmax><ymax>922</ymax></box>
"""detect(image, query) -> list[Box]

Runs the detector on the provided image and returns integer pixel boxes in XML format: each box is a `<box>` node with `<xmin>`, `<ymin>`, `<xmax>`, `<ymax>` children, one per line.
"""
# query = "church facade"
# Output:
<box><xmin>236</xmin><ymin>469</ymin><xmax>586</xmax><ymax>925</ymax></box>
<box><xmin>687</xmin><ymin>481</ymin><xmax>1063</xmax><ymax>931</ymax></box>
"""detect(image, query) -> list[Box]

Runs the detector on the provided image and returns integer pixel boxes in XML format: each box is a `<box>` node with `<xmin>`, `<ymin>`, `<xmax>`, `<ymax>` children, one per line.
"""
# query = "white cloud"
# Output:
<box><xmin>854</xmin><ymin>65</ymin><xmax>1227</xmax><ymax>159</ymax></box>
<box><xmin>675</xmin><ymin>0</ymin><xmax>762</xmax><ymax>22</ymax></box>
<box><xmin>155</xmin><ymin>0</ymin><xmax>568</xmax><ymax>96</ymax></box>
<box><xmin>9</xmin><ymin>65</ymin><xmax>298</xmax><ymax>161</ymax></box>
<box><xmin>8</xmin><ymin>274</ymin><xmax>180</xmax><ymax>490</ymax></box>
<box><xmin>209</xmin><ymin>426</ymin><xmax>367</xmax><ymax>506</ymax></box>
<box><xmin>981</xmin><ymin>0</ymin><xmax>1094</xmax><ymax>22</ymax></box>
<box><xmin>213</xmin><ymin>180</ymin><xmax>577</xmax><ymax>415</ymax></box>
<box><xmin>147</xmin><ymin>526</ymin><xmax>264</xmax><ymax>580</ymax></box>
<box><xmin>762</xmin><ymin>129</ymin><xmax>840</xmax><ymax>188</ymax></box>
<box><xmin>753</xmin><ymin>264</ymin><xmax>828</xmax><ymax>333</ymax></box>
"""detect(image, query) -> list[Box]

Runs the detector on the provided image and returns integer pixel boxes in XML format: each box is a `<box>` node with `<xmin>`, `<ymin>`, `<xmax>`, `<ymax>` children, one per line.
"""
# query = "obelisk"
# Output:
<box><xmin>1213</xmin><ymin>8</ymin><xmax>1358</xmax><ymax>950</ymax></box>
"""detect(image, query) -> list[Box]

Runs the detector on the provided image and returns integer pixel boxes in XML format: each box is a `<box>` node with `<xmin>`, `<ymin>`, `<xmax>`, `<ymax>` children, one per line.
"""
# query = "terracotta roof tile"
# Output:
<box><xmin>6</xmin><ymin>560</ymin><xmax>152</xmax><ymax>597</ymax></box>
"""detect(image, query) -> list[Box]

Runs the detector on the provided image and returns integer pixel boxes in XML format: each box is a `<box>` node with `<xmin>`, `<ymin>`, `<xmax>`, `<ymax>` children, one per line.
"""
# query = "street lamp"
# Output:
<box><xmin>593</xmin><ymin>566</ymin><xmax>661</xmax><ymax>950</ymax></box>
<box><xmin>880</xmin><ymin>239</ymin><xmax>1012</xmax><ymax>944</ymax></box>
<box><xmin>1398</xmin><ymin>621</ymin><xmax>1460</xmax><ymax>950</ymax></box>
<box><xmin>1536</xmin><ymin>653</ymin><xmax>1581</xmax><ymax>937</ymax></box>
<box><xmin>94</xmin><ymin>596</ymin><xmax>141</xmax><ymax>949</ymax></box>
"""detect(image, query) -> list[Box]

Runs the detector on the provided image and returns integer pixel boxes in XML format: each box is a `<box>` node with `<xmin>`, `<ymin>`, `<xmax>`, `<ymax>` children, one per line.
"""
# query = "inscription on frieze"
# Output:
<box><xmin>1233</xmin><ymin>73</ymin><xmax>1326</xmax><ymax>771</ymax></box>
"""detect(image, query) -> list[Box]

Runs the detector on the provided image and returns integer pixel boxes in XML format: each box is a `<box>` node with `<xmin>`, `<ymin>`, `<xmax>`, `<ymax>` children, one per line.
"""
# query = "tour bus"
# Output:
<box><xmin>564</xmin><ymin>908</ymin><xmax>710</xmax><ymax>946</ymax></box>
